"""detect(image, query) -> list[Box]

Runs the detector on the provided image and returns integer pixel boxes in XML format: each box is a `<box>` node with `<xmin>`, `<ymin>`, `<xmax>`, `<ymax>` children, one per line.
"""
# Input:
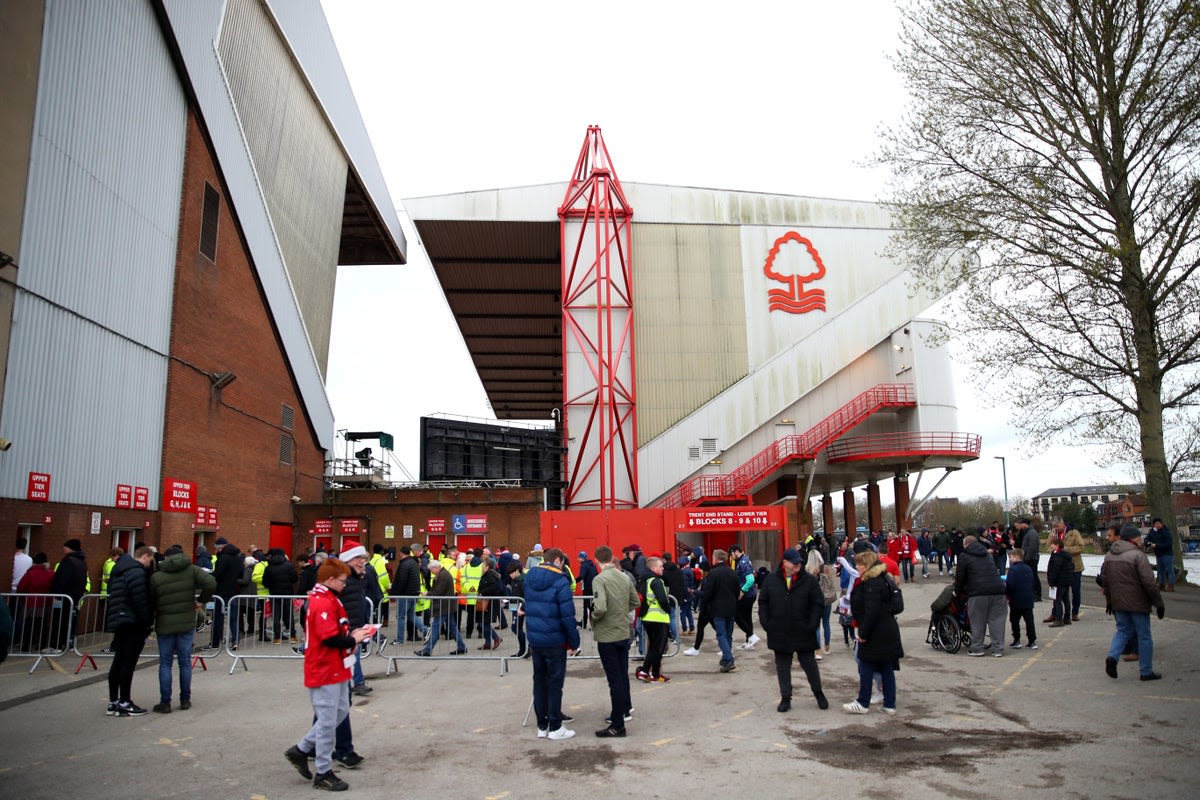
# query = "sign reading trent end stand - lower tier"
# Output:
<box><xmin>681</xmin><ymin>508</ymin><xmax>776</xmax><ymax>529</ymax></box>
<box><xmin>162</xmin><ymin>478</ymin><xmax>197</xmax><ymax>513</ymax></box>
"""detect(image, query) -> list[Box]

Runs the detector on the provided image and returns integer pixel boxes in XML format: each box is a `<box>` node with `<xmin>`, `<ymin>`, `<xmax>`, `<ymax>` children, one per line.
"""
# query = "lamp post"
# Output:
<box><xmin>994</xmin><ymin>456</ymin><xmax>1010</xmax><ymax>528</ymax></box>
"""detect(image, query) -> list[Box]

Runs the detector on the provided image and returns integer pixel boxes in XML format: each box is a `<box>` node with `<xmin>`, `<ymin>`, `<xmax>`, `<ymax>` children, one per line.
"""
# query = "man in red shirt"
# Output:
<box><xmin>285</xmin><ymin>558</ymin><xmax>373</xmax><ymax>791</ymax></box>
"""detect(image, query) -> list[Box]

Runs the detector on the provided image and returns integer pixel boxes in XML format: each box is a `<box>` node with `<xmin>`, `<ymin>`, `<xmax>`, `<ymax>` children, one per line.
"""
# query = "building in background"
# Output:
<box><xmin>0</xmin><ymin>0</ymin><xmax>404</xmax><ymax>590</ymax></box>
<box><xmin>407</xmin><ymin>130</ymin><xmax>982</xmax><ymax>564</ymax></box>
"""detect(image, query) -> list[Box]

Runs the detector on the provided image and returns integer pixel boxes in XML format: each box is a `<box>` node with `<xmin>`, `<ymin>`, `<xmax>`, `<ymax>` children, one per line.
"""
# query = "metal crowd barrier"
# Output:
<box><xmin>1</xmin><ymin>592</ymin><xmax>74</xmax><ymax>674</ymax></box>
<box><xmin>376</xmin><ymin>594</ymin><xmax>526</xmax><ymax>676</ymax></box>
<box><xmin>225</xmin><ymin>594</ymin><xmax>373</xmax><ymax>674</ymax></box>
<box><xmin>373</xmin><ymin>593</ymin><xmax>679</xmax><ymax>676</ymax></box>
<box><xmin>71</xmin><ymin>593</ymin><xmax>167</xmax><ymax>672</ymax></box>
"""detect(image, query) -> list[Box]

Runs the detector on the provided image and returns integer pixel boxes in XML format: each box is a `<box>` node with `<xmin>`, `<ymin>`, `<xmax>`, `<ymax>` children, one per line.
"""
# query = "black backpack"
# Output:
<box><xmin>885</xmin><ymin>575</ymin><xmax>904</xmax><ymax>615</ymax></box>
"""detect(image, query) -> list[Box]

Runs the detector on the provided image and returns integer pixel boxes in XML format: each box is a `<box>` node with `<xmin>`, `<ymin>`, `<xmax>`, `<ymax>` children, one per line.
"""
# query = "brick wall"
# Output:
<box><xmin>292</xmin><ymin>488</ymin><xmax>545</xmax><ymax>560</ymax></box>
<box><xmin>158</xmin><ymin>112</ymin><xmax>324</xmax><ymax>557</ymax></box>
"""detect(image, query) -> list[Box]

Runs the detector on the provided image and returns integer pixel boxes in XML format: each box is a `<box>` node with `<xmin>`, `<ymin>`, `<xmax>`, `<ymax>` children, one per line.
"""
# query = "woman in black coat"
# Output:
<box><xmin>757</xmin><ymin>548</ymin><xmax>827</xmax><ymax>712</ymax></box>
<box><xmin>477</xmin><ymin>559</ymin><xmax>504</xmax><ymax>650</ymax></box>
<box><xmin>845</xmin><ymin>550</ymin><xmax>903</xmax><ymax>714</ymax></box>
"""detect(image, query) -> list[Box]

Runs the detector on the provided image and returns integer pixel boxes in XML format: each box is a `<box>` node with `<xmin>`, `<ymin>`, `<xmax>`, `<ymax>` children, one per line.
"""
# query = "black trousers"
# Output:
<box><xmin>108</xmin><ymin>624</ymin><xmax>146</xmax><ymax>703</ymax></box>
<box><xmin>597</xmin><ymin>639</ymin><xmax>632</xmax><ymax>728</ymax></box>
<box><xmin>692</xmin><ymin>604</ymin><xmax>713</xmax><ymax>648</ymax></box>
<box><xmin>773</xmin><ymin>648</ymin><xmax>823</xmax><ymax>701</ymax></box>
<box><xmin>735</xmin><ymin>595</ymin><xmax>756</xmax><ymax>639</ymax></box>
<box><xmin>1009</xmin><ymin>607</ymin><xmax>1036</xmax><ymax>645</ymax></box>
<box><xmin>641</xmin><ymin>621</ymin><xmax>668</xmax><ymax>677</ymax></box>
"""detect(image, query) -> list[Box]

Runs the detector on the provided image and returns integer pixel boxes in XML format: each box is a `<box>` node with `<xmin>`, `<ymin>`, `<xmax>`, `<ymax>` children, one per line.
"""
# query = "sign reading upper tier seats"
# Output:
<box><xmin>27</xmin><ymin>472</ymin><xmax>51</xmax><ymax>502</ymax></box>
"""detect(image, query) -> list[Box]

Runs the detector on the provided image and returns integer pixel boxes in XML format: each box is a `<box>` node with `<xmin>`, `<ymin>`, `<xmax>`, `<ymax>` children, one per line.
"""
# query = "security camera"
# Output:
<box><xmin>0</xmin><ymin>438</ymin><xmax>11</xmax><ymax>451</ymax></box>
<box><xmin>290</xmin><ymin>495</ymin><xmax>302</xmax><ymax>503</ymax></box>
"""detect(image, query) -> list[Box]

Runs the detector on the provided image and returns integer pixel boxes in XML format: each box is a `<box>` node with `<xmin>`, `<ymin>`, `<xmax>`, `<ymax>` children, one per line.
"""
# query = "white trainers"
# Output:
<box><xmin>883</xmin><ymin>707</ymin><xmax>897</xmax><ymax>716</ymax></box>
<box><xmin>682</xmin><ymin>647</ymin><xmax>699</xmax><ymax>656</ymax></box>
<box><xmin>537</xmin><ymin>728</ymin><xmax>547</xmax><ymax>739</ymax></box>
<box><xmin>871</xmin><ymin>692</ymin><xmax>884</xmax><ymax>706</ymax></box>
<box><xmin>748</xmin><ymin>634</ymin><xmax>761</xmax><ymax>646</ymax></box>
<box><xmin>842</xmin><ymin>701</ymin><xmax>869</xmax><ymax>714</ymax></box>
<box><xmin>547</xmin><ymin>727</ymin><xmax>576</xmax><ymax>741</ymax></box>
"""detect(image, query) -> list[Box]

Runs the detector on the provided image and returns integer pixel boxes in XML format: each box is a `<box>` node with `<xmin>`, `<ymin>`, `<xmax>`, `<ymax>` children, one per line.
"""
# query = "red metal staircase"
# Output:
<box><xmin>656</xmin><ymin>383</ymin><xmax>916</xmax><ymax>508</ymax></box>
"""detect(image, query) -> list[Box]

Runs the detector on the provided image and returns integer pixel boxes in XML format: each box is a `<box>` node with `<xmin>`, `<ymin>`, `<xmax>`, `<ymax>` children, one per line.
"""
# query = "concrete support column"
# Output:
<box><xmin>867</xmin><ymin>481</ymin><xmax>882</xmax><ymax>533</ymax></box>
<box><xmin>842</xmin><ymin>488</ymin><xmax>857</xmax><ymax>534</ymax></box>
<box><xmin>894</xmin><ymin>473</ymin><xmax>912</xmax><ymax>530</ymax></box>
<box><xmin>822</xmin><ymin>495</ymin><xmax>835</xmax><ymax>536</ymax></box>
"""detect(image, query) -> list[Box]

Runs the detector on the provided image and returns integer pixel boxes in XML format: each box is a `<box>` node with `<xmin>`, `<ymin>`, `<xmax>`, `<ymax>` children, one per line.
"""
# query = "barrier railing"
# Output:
<box><xmin>1</xmin><ymin>592</ymin><xmax>74</xmax><ymax>674</ymax></box>
<box><xmin>377</xmin><ymin>594</ymin><xmax>526</xmax><ymax>675</ymax></box>
<box><xmin>225</xmin><ymin>594</ymin><xmax>373</xmax><ymax>674</ymax></box>
<box><xmin>375</xmin><ymin>594</ymin><xmax>680</xmax><ymax>676</ymax></box>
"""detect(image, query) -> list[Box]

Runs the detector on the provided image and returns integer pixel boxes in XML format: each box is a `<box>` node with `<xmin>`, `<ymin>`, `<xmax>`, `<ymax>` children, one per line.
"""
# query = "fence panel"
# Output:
<box><xmin>224</xmin><ymin>594</ymin><xmax>373</xmax><ymax>674</ymax></box>
<box><xmin>1</xmin><ymin>592</ymin><xmax>74</xmax><ymax>674</ymax></box>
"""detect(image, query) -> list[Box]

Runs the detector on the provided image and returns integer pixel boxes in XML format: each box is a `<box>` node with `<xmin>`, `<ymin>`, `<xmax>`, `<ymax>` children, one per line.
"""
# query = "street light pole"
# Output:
<box><xmin>994</xmin><ymin>456</ymin><xmax>1010</xmax><ymax>528</ymax></box>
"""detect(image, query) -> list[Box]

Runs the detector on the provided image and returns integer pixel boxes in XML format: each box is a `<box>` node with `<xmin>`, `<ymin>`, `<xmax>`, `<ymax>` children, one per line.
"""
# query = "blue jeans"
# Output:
<box><xmin>157</xmin><ymin>630</ymin><xmax>195</xmax><ymax>704</ymax></box>
<box><xmin>394</xmin><ymin>598</ymin><xmax>428</xmax><ymax>643</ymax></box>
<box><xmin>816</xmin><ymin>603</ymin><xmax>832</xmax><ymax>650</ymax></box>
<box><xmin>1108</xmin><ymin>611</ymin><xmax>1154</xmax><ymax>677</ymax></box>
<box><xmin>1071</xmin><ymin>571</ymin><xmax>1083</xmax><ymax>616</ymax></box>
<box><xmin>596</xmin><ymin>639</ymin><xmax>632</xmax><ymax>729</ymax></box>
<box><xmin>679</xmin><ymin>597</ymin><xmax>694</xmax><ymax>632</ymax></box>
<box><xmin>713</xmin><ymin>616</ymin><xmax>735</xmax><ymax>666</ymax></box>
<box><xmin>531</xmin><ymin>646</ymin><xmax>568</xmax><ymax>731</ymax></box>
<box><xmin>424</xmin><ymin>614</ymin><xmax>465</xmax><ymax>653</ymax></box>
<box><xmin>1157</xmin><ymin>554</ymin><xmax>1175</xmax><ymax>587</ymax></box>
<box><xmin>857</xmin><ymin>656</ymin><xmax>895</xmax><ymax>709</ymax></box>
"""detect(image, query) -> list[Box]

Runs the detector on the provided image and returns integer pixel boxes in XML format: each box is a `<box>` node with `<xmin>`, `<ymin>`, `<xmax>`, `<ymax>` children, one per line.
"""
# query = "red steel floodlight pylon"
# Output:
<box><xmin>559</xmin><ymin>126</ymin><xmax>638</xmax><ymax>510</ymax></box>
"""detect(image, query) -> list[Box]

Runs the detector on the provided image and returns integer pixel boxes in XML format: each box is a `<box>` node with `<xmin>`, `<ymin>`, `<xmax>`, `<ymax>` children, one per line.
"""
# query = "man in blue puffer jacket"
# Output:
<box><xmin>523</xmin><ymin>548</ymin><xmax>580</xmax><ymax>740</ymax></box>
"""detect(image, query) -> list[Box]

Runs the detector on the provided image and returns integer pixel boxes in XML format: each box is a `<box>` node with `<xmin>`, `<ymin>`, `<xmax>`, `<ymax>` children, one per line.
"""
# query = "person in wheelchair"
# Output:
<box><xmin>1005</xmin><ymin>548</ymin><xmax>1037</xmax><ymax>650</ymax></box>
<box><xmin>926</xmin><ymin>583</ymin><xmax>971</xmax><ymax>654</ymax></box>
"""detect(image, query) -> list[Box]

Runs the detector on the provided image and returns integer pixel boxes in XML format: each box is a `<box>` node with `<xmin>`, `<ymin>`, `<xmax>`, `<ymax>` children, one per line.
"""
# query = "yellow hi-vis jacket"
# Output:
<box><xmin>460</xmin><ymin>562</ymin><xmax>483</xmax><ymax>606</ymax></box>
<box><xmin>252</xmin><ymin>560</ymin><xmax>268</xmax><ymax>596</ymax></box>
<box><xmin>369</xmin><ymin>553</ymin><xmax>391</xmax><ymax>594</ymax></box>
<box><xmin>101</xmin><ymin>557</ymin><xmax>116</xmax><ymax>596</ymax></box>
<box><xmin>642</xmin><ymin>576</ymin><xmax>670</xmax><ymax>623</ymax></box>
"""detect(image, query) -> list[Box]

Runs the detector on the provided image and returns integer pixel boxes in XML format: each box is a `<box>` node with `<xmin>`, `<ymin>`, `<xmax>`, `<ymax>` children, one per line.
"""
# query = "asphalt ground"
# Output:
<box><xmin>1</xmin><ymin>574</ymin><xmax>1198</xmax><ymax>800</ymax></box>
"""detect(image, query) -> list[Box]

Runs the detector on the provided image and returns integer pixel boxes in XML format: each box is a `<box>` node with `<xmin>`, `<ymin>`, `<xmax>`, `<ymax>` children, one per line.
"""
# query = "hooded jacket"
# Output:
<box><xmin>954</xmin><ymin>540</ymin><xmax>1005</xmax><ymax>597</ymax></box>
<box><xmin>152</xmin><ymin>552</ymin><xmax>216</xmax><ymax>635</ymax></box>
<box><xmin>1046</xmin><ymin>548</ymin><xmax>1075</xmax><ymax>588</ymax></box>
<box><xmin>850</xmin><ymin>563</ymin><xmax>903</xmax><ymax>664</ymax></box>
<box><xmin>523</xmin><ymin>563</ymin><xmax>580</xmax><ymax>651</ymax></box>
<box><xmin>757</xmin><ymin>565</ymin><xmax>823</xmax><ymax>653</ymax></box>
<box><xmin>105</xmin><ymin>554</ymin><xmax>152</xmax><ymax>632</ymax></box>
<box><xmin>1100</xmin><ymin>539</ymin><xmax>1164</xmax><ymax>614</ymax></box>
<box><xmin>51</xmin><ymin>549</ymin><xmax>89</xmax><ymax>603</ymax></box>
<box><xmin>212</xmin><ymin>544</ymin><xmax>244</xmax><ymax>600</ymax></box>
<box><xmin>263</xmin><ymin>550</ymin><xmax>297</xmax><ymax>596</ymax></box>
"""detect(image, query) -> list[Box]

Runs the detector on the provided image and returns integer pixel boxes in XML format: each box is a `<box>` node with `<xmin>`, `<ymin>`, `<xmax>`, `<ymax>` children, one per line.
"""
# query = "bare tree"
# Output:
<box><xmin>879</xmin><ymin>0</ymin><xmax>1200</xmax><ymax>581</ymax></box>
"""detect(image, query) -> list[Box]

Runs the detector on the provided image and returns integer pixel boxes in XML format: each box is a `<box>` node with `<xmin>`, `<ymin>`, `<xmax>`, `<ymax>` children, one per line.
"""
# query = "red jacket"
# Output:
<box><xmin>303</xmin><ymin>583</ymin><xmax>352</xmax><ymax>688</ymax></box>
<box><xmin>897</xmin><ymin>534</ymin><xmax>917</xmax><ymax>560</ymax></box>
<box><xmin>18</xmin><ymin>565</ymin><xmax>55</xmax><ymax>609</ymax></box>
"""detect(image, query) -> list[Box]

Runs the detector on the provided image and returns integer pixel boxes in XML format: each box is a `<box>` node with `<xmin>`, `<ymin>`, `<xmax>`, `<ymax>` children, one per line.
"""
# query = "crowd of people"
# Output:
<box><xmin>5</xmin><ymin>518</ymin><xmax>1181</xmax><ymax>792</ymax></box>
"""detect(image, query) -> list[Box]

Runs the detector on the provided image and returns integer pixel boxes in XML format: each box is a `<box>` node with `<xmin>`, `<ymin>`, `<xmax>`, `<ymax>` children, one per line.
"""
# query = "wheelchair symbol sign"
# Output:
<box><xmin>452</xmin><ymin>515</ymin><xmax>466</xmax><ymax>533</ymax></box>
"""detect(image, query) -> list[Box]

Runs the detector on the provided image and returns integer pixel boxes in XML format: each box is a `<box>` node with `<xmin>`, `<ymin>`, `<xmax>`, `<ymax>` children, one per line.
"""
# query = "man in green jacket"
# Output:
<box><xmin>150</xmin><ymin>545</ymin><xmax>216</xmax><ymax>713</ymax></box>
<box><xmin>589</xmin><ymin>545</ymin><xmax>639</xmax><ymax>738</ymax></box>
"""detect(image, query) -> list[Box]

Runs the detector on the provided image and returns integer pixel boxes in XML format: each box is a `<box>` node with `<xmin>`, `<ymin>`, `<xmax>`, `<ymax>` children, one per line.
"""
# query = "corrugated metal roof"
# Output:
<box><xmin>413</xmin><ymin>219</ymin><xmax>561</xmax><ymax>419</ymax></box>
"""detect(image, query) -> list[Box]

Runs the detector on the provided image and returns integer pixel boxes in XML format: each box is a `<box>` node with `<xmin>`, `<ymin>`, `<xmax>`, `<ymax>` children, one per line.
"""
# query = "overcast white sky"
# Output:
<box><xmin>319</xmin><ymin>0</ymin><xmax>1140</xmax><ymax>507</ymax></box>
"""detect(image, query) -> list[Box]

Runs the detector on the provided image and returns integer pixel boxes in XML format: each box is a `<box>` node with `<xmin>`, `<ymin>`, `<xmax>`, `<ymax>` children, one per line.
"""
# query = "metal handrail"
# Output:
<box><xmin>826</xmin><ymin>431</ymin><xmax>982</xmax><ymax>461</ymax></box>
<box><xmin>658</xmin><ymin>383</ymin><xmax>916</xmax><ymax>507</ymax></box>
